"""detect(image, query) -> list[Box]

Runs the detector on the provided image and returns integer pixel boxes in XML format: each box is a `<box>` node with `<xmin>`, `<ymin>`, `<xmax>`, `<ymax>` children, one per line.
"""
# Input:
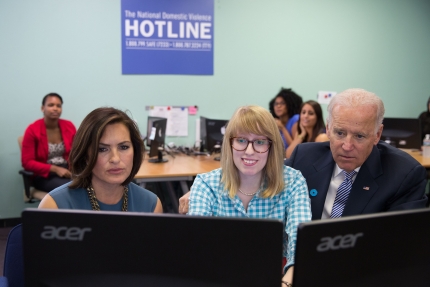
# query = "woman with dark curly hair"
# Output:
<box><xmin>269</xmin><ymin>88</ymin><xmax>303</xmax><ymax>150</ymax></box>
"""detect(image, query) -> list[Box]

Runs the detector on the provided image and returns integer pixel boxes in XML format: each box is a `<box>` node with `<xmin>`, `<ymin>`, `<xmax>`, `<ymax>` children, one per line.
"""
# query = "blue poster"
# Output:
<box><xmin>121</xmin><ymin>0</ymin><xmax>214</xmax><ymax>75</ymax></box>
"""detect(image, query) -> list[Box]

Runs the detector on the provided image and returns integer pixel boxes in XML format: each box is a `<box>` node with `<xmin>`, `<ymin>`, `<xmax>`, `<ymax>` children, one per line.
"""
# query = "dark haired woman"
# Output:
<box><xmin>39</xmin><ymin>107</ymin><xmax>163</xmax><ymax>212</ymax></box>
<box><xmin>21</xmin><ymin>93</ymin><xmax>76</xmax><ymax>192</ymax></box>
<box><xmin>418</xmin><ymin>96</ymin><xmax>430</xmax><ymax>140</ymax></box>
<box><xmin>286</xmin><ymin>100</ymin><xmax>329</xmax><ymax>158</ymax></box>
<box><xmin>269</xmin><ymin>88</ymin><xmax>303</xmax><ymax>149</ymax></box>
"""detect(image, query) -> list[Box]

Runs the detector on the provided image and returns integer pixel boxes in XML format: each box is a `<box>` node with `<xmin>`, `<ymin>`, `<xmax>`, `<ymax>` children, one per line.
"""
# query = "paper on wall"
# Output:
<box><xmin>148</xmin><ymin>106</ymin><xmax>188</xmax><ymax>136</ymax></box>
<box><xmin>317</xmin><ymin>91</ymin><xmax>336</xmax><ymax>105</ymax></box>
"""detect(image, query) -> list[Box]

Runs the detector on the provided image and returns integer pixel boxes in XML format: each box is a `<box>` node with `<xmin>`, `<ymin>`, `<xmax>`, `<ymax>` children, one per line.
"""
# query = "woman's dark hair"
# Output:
<box><xmin>68</xmin><ymin>107</ymin><xmax>144</xmax><ymax>189</ymax></box>
<box><xmin>42</xmin><ymin>93</ymin><xmax>63</xmax><ymax>105</ymax></box>
<box><xmin>297</xmin><ymin>100</ymin><xmax>325</xmax><ymax>142</ymax></box>
<box><xmin>269</xmin><ymin>88</ymin><xmax>303</xmax><ymax>119</ymax></box>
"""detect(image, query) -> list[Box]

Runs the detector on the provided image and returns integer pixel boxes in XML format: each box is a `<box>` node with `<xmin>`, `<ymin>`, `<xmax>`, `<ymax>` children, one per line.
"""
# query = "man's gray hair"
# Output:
<box><xmin>327</xmin><ymin>88</ymin><xmax>385</xmax><ymax>134</ymax></box>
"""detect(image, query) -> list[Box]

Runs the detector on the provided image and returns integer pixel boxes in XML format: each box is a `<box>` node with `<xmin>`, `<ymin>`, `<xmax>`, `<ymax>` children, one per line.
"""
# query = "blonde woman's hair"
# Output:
<box><xmin>221</xmin><ymin>105</ymin><xmax>285</xmax><ymax>198</ymax></box>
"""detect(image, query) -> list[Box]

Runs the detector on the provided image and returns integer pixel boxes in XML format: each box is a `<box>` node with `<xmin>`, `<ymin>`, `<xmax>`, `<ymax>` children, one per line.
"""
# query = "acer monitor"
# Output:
<box><xmin>146</xmin><ymin>116</ymin><xmax>168</xmax><ymax>163</ymax></box>
<box><xmin>381</xmin><ymin>117</ymin><xmax>421</xmax><ymax>150</ymax></box>
<box><xmin>293</xmin><ymin>208</ymin><xmax>430</xmax><ymax>287</ymax></box>
<box><xmin>22</xmin><ymin>208</ymin><xmax>283</xmax><ymax>287</ymax></box>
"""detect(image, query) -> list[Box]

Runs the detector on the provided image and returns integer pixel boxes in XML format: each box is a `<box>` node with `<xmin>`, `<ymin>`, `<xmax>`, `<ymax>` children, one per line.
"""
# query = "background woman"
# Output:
<box><xmin>188</xmin><ymin>105</ymin><xmax>311</xmax><ymax>286</ymax></box>
<box><xmin>418</xmin><ymin>96</ymin><xmax>430</xmax><ymax>140</ymax></box>
<box><xmin>269</xmin><ymin>88</ymin><xmax>303</xmax><ymax>149</ymax></box>
<box><xmin>39</xmin><ymin>107</ymin><xmax>163</xmax><ymax>212</ymax></box>
<box><xmin>286</xmin><ymin>100</ymin><xmax>329</xmax><ymax>158</ymax></box>
<box><xmin>21</xmin><ymin>93</ymin><xmax>76</xmax><ymax>192</ymax></box>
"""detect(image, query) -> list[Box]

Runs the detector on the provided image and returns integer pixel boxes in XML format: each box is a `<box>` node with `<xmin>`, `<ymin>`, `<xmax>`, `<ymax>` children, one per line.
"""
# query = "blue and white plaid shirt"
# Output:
<box><xmin>188</xmin><ymin>166</ymin><xmax>311</xmax><ymax>270</ymax></box>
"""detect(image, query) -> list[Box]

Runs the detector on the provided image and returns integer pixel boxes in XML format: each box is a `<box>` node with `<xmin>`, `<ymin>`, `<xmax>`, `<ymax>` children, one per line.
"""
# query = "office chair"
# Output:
<box><xmin>17</xmin><ymin>136</ymin><xmax>47</xmax><ymax>203</ymax></box>
<box><xmin>1</xmin><ymin>224</ymin><xmax>24</xmax><ymax>287</ymax></box>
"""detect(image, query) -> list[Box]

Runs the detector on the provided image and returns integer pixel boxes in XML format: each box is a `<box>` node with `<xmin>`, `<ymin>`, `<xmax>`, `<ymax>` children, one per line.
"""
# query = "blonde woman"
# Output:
<box><xmin>188</xmin><ymin>106</ymin><xmax>311</xmax><ymax>286</ymax></box>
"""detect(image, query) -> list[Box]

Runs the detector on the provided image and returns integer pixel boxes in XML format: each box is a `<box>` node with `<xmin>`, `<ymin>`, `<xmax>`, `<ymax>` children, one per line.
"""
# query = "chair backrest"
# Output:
<box><xmin>17</xmin><ymin>135</ymin><xmax>46</xmax><ymax>202</ymax></box>
<box><xmin>3</xmin><ymin>224</ymin><xmax>24</xmax><ymax>287</ymax></box>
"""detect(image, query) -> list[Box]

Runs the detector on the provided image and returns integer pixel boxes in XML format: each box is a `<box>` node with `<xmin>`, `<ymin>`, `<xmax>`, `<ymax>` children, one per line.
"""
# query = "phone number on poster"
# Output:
<box><xmin>125</xmin><ymin>40</ymin><xmax>212</xmax><ymax>50</ymax></box>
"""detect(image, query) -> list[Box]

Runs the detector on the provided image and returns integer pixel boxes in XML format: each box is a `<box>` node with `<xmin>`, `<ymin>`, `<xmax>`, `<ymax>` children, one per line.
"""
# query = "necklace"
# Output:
<box><xmin>238</xmin><ymin>188</ymin><xmax>258</xmax><ymax>196</ymax></box>
<box><xmin>86</xmin><ymin>185</ymin><xmax>128</xmax><ymax>211</ymax></box>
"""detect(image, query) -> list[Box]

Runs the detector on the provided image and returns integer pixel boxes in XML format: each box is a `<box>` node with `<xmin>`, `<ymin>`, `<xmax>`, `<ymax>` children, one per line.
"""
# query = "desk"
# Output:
<box><xmin>134</xmin><ymin>153</ymin><xmax>220</xmax><ymax>212</ymax></box>
<box><xmin>401</xmin><ymin>149</ymin><xmax>430</xmax><ymax>168</ymax></box>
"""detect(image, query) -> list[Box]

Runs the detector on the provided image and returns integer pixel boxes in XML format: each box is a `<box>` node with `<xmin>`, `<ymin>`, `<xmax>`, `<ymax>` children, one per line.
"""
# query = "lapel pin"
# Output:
<box><xmin>309</xmin><ymin>189</ymin><xmax>318</xmax><ymax>197</ymax></box>
<box><xmin>363</xmin><ymin>186</ymin><xmax>370</xmax><ymax>190</ymax></box>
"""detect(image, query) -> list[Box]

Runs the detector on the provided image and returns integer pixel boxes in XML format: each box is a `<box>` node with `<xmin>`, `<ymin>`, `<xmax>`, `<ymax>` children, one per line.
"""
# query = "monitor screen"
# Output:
<box><xmin>293</xmin><ymin>208</ymin><xmax>430</xmax><ymax>287</ymax></box>
<box><xmin>381</xmin><ymin>117</ymin><xmax>421</xmax><ymax>149</ymax></box>
<box><xmin>200</xmin><ymin>117</ymin><xmax>228</xmax><ymax>152</ymax></box>
<box><xmin>199</xmin><ymin>116</ymin><xmax>207</xmax><ymax>152</ymax></box>
<box><xmin>146</xmin><ymin>116</ymin><xmax>167</xmax><ymax>163</ymax></box>
<box><xmin>22</xmin><ymin>209</ymin><xmax>283</xmax><ymax>287</ymax></box>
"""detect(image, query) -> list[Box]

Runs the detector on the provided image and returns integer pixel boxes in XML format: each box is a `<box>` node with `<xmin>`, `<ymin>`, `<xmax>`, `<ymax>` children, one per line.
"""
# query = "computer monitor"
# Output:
<box><xmin>22</xmin><ymin>209</ymin><xmax>283</xmax><ymax>287</ymax></box>
<box><xmin>199</xmin><ymin>116</ymin><xmax>208</xmax><ymax>152</ymax></box>
<box><xmin>293</xmin><ymin>208</ymin><xmax>430</xmax><ymax>287</ymax></box>
<box><xmin>146</xmin><ymin>116</ymin><xmax>168</xmax><ymax>163</ymax></box>
<box><xmin>199</xmin><ymin>116</ymin><xmax>228</xmax><ymax>159</ymax></box>
<box><xmin>381</xmin><ymin>117</ymin><xmax>421</xmax><ymax>149</ymax></box>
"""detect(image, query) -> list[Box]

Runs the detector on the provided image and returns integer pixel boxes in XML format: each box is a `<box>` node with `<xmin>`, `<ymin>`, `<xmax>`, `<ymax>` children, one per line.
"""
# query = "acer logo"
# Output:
<box><xmin>316</xmin><ymin>233</ymin><xmax>363</xmax><ymax>252</ymax></box>
<box><xmin>40</xmin><ymin>226</ymin><xmax>92</xmax><ymax>241</ymax></box>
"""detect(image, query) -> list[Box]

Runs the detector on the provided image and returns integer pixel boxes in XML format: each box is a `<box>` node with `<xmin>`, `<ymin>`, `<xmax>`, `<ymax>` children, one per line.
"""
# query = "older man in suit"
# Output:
<box><xmin>285</xmin><ymin>88</ymin><xmax>427</xmax><ymax>220</ymax></box>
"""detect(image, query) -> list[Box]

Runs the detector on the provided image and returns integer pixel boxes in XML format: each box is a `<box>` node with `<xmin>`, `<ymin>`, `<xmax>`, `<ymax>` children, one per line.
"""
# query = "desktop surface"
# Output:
<box><xmin>293</xmin><ymin>208</ymin><xmax>430</xmax><ymax>287</ymax></box>
<box><xmin>22</xmin><ymin>209</ymin><xmax>283</xmax><ymax>287</ymax></box>
<box><xmin>136</xmin><ymin>153</ymin><xmax>220</xmax><ymax>179</ymax></box>
<box><xmin>401</xmin><ymin>149</ymin><xmax>430</xmax><ymax>168</ymax></box>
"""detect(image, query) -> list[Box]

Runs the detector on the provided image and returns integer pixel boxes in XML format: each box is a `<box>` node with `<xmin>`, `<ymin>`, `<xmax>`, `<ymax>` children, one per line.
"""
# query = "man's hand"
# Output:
<box><xmin>179</xmin><ymin>191</ymin><xmax>190</xmax><ymax>214</ymax></box>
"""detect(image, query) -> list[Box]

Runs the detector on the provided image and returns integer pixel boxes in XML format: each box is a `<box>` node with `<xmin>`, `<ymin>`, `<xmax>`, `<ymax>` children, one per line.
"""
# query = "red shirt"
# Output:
<box><xmin>21</xmin><ymin>118</ymin><xmax>76</xmax><ymax>178</ymax></box>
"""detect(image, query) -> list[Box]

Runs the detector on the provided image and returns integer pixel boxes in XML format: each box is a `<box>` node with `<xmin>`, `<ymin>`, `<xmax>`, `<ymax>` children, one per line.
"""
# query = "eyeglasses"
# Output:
<box><xmin>230</xmin><ymin>137</ymin><xmax>272</xmax><ymax>153</ymax></box>
<box><xmin>274</xmin><ymin>102</ymin><xmax>286</xmax><ymax>107</ymax></box>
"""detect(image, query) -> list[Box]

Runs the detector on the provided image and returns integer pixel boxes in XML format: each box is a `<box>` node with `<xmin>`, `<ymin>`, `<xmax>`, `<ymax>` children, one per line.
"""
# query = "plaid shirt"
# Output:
<box><xmin>188</xmin><ymin>166</ymin><xmax>311</xmax><ymax>270</ymax></box>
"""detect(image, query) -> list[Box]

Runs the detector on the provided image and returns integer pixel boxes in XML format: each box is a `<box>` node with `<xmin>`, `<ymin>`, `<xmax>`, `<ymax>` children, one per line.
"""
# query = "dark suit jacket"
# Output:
<box><xmin>285</xmin><ymin>141</ymin><xmax>427</xmax><ymax>220</ymax></box>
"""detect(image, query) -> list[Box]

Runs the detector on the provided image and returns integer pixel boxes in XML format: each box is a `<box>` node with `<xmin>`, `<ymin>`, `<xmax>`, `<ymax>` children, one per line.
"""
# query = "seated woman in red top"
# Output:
<box><xmin>21</xmin><ymin>93</ymin><xmax>76</xmax><ymax>192</ymax></box>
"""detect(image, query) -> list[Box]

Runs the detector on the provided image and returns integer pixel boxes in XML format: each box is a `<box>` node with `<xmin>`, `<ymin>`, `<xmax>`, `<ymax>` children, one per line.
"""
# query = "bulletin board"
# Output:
<box><xmin>147</xmin><ymin>105</ymin><xmax>198</xmax><ymax>136</ymax></box>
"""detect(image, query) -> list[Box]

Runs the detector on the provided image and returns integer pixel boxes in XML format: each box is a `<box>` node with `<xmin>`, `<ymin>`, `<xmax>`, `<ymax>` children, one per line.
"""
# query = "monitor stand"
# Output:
<box><xmin>212</xmin><ymin>144</ymin><xmax>221</xmax><ymax>161</ymax></box>
<box><xmin>149</xmin><ymin>150</ymin><xmax>168</xmax><ymax>163</ymax></box>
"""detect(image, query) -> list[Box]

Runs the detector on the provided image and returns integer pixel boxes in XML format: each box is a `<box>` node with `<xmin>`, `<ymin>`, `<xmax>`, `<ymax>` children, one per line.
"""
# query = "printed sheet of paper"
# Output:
<box><xmin>317</xmin><ymin>91</ymin><xmax>336</xmax><ymax>104</ymax></box>
<box><xmin>148</xmin><ymin>106</ymin><xmax>188</xmax><ymax>136</ymax></box>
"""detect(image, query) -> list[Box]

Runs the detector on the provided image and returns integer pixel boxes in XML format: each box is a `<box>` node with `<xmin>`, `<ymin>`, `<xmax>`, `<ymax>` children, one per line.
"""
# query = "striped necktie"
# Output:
<box><xmin>330</xmin><ymin>170</ymin><xmax>356</xmax><ymax>218</ymax></box>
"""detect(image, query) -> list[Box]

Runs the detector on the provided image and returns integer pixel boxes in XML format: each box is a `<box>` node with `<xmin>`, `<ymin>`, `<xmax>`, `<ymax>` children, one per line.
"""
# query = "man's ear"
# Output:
<box><xmin>326</xmin><ymin>123</ymin><xmax>331</xmax><ymax>140</ymax></box>
<box><xmin>374</xmin><ymin>124</ymin><xmax>383</xmax><ymax>144</ymax></box>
